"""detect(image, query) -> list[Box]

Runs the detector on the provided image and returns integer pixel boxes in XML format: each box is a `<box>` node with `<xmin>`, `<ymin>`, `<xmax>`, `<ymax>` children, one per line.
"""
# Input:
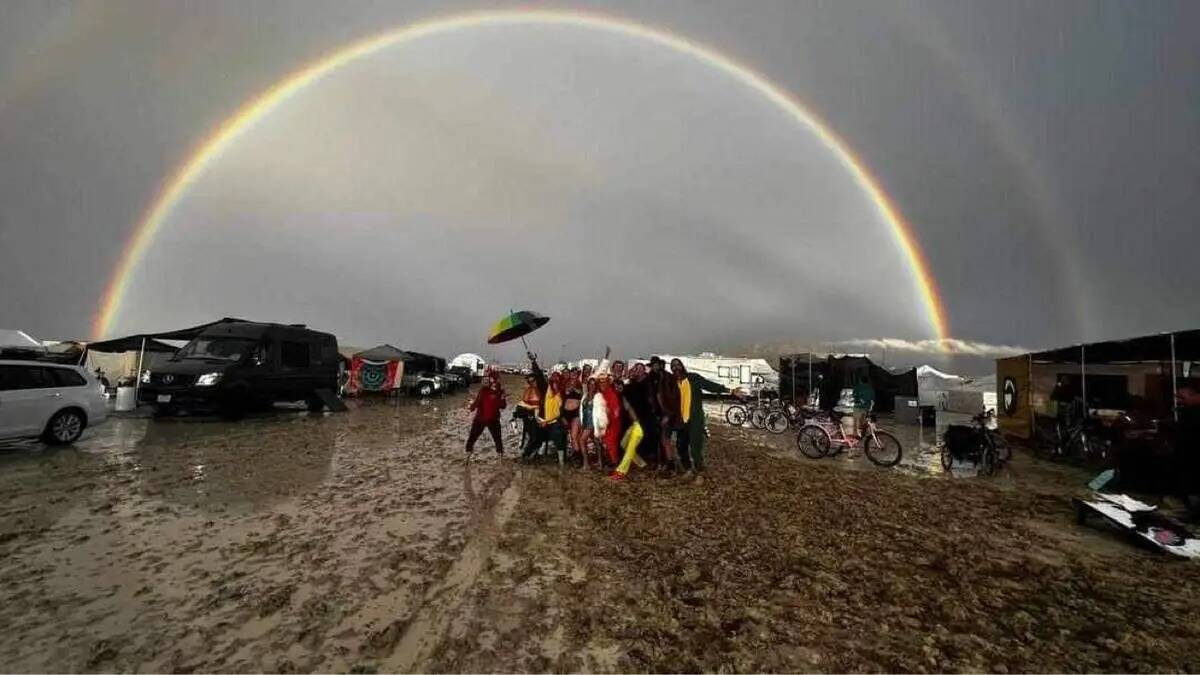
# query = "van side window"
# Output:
<box><xmin>49</xmin><ymin>368</ymin><xmax>86</xmax><ymax>387</ymax></box>
<box><xmin>281</xmin><ymin>341</ymin><xmax>311</xmax><ymax>368</ymax></box>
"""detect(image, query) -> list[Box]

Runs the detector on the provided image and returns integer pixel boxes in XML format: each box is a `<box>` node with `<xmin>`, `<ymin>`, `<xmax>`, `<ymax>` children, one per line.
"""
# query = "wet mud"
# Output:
<box><xmin>3</xmin><ymin>388</ymin><xmax>1199</xmax><ymax>672</ymax></box>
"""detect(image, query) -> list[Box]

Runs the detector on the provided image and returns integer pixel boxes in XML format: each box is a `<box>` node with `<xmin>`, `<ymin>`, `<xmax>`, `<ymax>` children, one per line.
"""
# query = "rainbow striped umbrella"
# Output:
<box><xmin>487</xmin><ymin>310</ymin><xmax>550</xmax><ymax>347</ymax></box>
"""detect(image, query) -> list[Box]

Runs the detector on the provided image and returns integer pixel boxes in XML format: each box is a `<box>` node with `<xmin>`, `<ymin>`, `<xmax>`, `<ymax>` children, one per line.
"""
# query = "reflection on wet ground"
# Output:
<box><xmin>4</xmin><ymin>391</ymin><xmax>1197</xmax><ymax>672</ymax></box>
<box><xmin>0</xmin><ymin>391</ymin><xmax>521</xmax><ymax>672</ymax></box>
<box><xmin>704</xmin><ymin>401</ymin><xmax>1096</xmax><ymax>491</ymax></box>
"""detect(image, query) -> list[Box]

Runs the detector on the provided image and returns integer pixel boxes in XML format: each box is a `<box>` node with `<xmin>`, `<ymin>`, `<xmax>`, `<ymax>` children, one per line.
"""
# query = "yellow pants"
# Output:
<box><xmin>616</xmin><ymin>422</ymin><xmax>646</xmax><ymax>475</ymax></box>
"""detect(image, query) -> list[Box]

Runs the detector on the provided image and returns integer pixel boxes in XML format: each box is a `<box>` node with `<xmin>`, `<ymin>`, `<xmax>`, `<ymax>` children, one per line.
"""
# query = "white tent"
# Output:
<box><xmin>0</xmin><ymin>329</ymin><xmax>45</xmax><ymax>351</ymax></box>
<box><xmin>449</xmin><ymin>353</ymin><xmax>487</xmax><ymax>378</ymax></box>
<box><xmin>917</xmin><ymin>365</ymin><xmax>996</xmax><ymax>413</ymax></box>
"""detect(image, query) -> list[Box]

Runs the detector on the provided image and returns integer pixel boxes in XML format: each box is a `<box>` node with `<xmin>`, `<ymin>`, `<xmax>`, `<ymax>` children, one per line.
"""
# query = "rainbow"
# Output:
<box><xmin>91</xmin><ymin>8</ymin><xmax>949</xmax><ymax>340</ymax></box>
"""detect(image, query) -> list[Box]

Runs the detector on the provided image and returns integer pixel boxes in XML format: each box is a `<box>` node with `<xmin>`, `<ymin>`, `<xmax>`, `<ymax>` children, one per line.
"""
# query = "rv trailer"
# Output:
<box><xmin>654</xmin><ymin>352</ymin><xmax>778</xmax><ymax>395</ymax></box>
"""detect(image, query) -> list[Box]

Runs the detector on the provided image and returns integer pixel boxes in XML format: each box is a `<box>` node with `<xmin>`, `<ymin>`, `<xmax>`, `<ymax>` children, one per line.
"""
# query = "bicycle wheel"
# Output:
<box><xmin>749</xmin><ymin>407</ymin><xmax>768</xmax><ymax>429</ymax></box>
<box><xmin>864</xmin><ymin>430</ymin><xmax>903</xmax><ymax>467</ymax></box>
<box><xmin>725</xmin><ymin>405</ymin><xmax>748</xmax><ymax>427</ymax></box>
<box><xmin>979</xmin><ymin>444</ymin><xmax>996</xmax><ymax>476</ymax></box>
<box><xmin>765</xmin><ymin>411</ymin><xmax>789</xmax><ymax>434</ymax></box>
<box><xmin>940</xmin><ymin>446</ymin><xmax>953</xmax><ymax>472</ymax></box>
<box><xmin>796</xmin><ymin>425</ymin><xmax>831</xmax><ymax>459</ymax></box>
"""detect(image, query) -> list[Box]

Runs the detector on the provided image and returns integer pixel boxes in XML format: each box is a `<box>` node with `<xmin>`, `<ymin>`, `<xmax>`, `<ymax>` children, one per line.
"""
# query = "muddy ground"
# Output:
<box><xmin>2</xmin><ymin>386</ymin><xmax>1199</xmax><ymax>672</ymax></box>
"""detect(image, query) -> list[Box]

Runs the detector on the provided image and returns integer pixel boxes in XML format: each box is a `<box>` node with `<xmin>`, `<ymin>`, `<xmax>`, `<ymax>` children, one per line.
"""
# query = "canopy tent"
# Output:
<box><xmin>778</xmin><ymin>354</ymin><xmax>916</xmax><ymax>412</ymax></box>
<box><xmin>86</xmin><ymin>336</ymin><xmax>181</xmax><ymax>354</ymax></box>
<box><xmin>347</xmin><ymin>344</ymin><xmax>407</xmax><ymax>394</ymax></box>
<box><xmin>996</xmin><ymin>328</ymin><xmax>1200</xmax><ymax>439</ymax></box>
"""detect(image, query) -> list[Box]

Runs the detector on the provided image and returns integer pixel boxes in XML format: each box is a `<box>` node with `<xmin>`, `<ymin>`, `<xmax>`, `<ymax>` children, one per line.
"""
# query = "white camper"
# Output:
<box><xmin>449</xmin><ymin>353</ymin><xmax>487</xmax><ymax>380</ymax></box>
<box><xmin>655</xmin><ymin>352</ymin><xmax>778</xmax><ymax>395</ymax></box>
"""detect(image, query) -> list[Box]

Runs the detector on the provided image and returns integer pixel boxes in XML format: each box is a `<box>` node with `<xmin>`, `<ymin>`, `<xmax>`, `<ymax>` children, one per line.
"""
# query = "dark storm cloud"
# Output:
<box><xmin>1</xmin><ymin>0</ymin><xmax>1198</xmax><ymax>368</ymax></box>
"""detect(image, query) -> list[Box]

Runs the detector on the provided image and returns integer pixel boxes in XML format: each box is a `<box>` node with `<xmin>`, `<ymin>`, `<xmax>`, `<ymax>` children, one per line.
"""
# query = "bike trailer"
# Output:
<box><xmin>943</xmin><ymin>424</ymin><xmax>978</xmax><ymax>459</ymax></box>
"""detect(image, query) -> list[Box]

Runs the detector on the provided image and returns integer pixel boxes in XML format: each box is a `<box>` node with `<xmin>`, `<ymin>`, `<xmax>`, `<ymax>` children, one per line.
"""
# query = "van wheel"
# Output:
<box><xmin>43</xmin><ymin>409</ymin><xmax>85</xmax><ymax>445</ymax></box>
<box><xmin>220</xmin><ymin>388</ymin><xmax>249</xmax><ymax>420</ymax></box>
<box><xmin>418</xmin><ymin>383</ymin><xmax>433</xmax><ymax>397</ymax></box>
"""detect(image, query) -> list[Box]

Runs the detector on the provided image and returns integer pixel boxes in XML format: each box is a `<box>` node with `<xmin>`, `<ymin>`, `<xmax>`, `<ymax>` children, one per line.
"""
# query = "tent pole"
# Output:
<box><xmin>790</xmin><ymin>356</ymin><xmax>795</xmax><ymax>402</ymax></box>
<box><xmin>1080</xmin><ymin>345</ymin><xmax>1087</xmax><ymax>418</ymax></box>
<box><xmin>1171</xmin><ymin>332</ymin><xmax>1178</xmax><ymax>422</ymax></box>
<box><xmin>1027</xmin><ymin>353</ymin><xmax>1034</xmax><ymax>438</ymax></box>
<box><xmin>134</xmin><ymin>337</ymin><xmax>146</xmax><ymax>408</ymax></box>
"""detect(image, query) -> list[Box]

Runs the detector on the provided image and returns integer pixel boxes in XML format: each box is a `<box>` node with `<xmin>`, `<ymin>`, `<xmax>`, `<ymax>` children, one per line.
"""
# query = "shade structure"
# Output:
<box><xmin>487</xmin><ymin>311</ymin><xmax>550</xmax><ymax>345</ymax></box>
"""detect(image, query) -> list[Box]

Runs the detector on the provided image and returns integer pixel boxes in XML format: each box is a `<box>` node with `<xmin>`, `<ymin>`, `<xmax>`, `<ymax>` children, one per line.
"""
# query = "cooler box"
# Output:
<box><xmin>115</xmin><ymin>386</ymin><xmax>137</xmax><ymax>412</ymax></box>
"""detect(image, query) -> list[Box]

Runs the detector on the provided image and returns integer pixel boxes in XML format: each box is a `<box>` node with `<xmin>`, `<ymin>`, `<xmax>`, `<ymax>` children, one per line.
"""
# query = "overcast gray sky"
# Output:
<box><xmin>1</xmin><ymin>0</ymin><xmax>1197</xmax><ymax>368</ymax></box>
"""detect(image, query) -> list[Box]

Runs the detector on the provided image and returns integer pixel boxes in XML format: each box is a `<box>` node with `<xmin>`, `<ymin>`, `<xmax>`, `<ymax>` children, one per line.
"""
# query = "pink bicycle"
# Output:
<box><xmin>795</xmin><ymin>406</ymin><xmax>903</xmax><ymax>467</ymax></box>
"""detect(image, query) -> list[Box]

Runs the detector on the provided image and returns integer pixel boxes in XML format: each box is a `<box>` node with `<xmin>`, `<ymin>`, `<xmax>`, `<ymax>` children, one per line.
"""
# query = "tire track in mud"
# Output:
<box><xmin>327</xmin><ymin>456</ymin><xmax>524</xmax><ymax>672</ymax></box>
<box><xmin>381</xmin><ymin>474</ymin><xmax>523</xmax><ymax>671</ymax></box>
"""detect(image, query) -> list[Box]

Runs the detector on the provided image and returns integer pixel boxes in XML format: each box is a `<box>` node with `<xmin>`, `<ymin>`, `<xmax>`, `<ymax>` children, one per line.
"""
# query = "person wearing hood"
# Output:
<box><xmin>669</xmin><ymin>358</ymin><xmax>739</xmax><ymax>475</ymax></box>
<box><xmin>465</xmin><ymin>372</ymin><xmax>507</xmax><ymax>456</ymax></box>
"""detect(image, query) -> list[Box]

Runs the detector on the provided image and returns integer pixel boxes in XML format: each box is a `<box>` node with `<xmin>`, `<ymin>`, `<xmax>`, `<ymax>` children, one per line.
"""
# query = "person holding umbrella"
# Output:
<box><xmin>533</xmin><ymin>371</ymin><xmax>567</xmax><ymax>465</ymax></box>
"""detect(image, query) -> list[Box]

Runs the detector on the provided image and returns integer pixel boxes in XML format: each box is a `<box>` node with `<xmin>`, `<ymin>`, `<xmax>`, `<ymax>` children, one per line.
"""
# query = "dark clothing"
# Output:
<box><xmin>622</xmin><ymin>379</ymin><xmax>656</xmax><ymax>429</ymax></box>
<box><xmin>853</xmin><ymin>382</ymin><xmax>875</xmax><ymax>410</ymax></box>
<box><xmin>521</xmin><ymin>418</ymin><xmax>544</xmax><ymax>457</ymax></box>
<box><xmin>623</xmin><ymin>378</ymin><xmax>659</xmax><ymax>462</ymax></box>
<box><xmin>645</xmin><ymin>371</ymin><xmax>666</xmax><ymax>418</ymax></box>
<box><xmin>466</xmin><ymin>419</ymin><xmax>503</xmax><ymax>453</ymax></box>
<box><xmin>469</xmin><ymin>386</ymin><xmax>506</xmax><ymax>424</ymax></box>
<box><xmin>562</xmin><ymin>389</ymin><xmax>582</xmax><ymax>421</ymax></box>
<box><xmin>660</xmin><ymin>374</ymin><xmax>683</xmax><ymax>427</ymax></box>
<box><xmin>530</xmin><ymin>360</ymin><xmax>548</xmax><ymax>416</ymax></box>
<box><xmin>676</xmin><ymin>372</ymin><xmax>728</xmax><ymax>471</ymax></box>
<box><xmin>673</xmin><ymin>422</ymin><xmax>692</xmax><ymax>469</ymax></box>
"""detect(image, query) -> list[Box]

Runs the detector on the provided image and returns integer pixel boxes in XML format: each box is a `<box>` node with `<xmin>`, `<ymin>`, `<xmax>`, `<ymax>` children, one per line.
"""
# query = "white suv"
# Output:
<box><xmin>0</xmin><ymin>361</ymin><xmax>108</xmax><ymax>444</ymax></box>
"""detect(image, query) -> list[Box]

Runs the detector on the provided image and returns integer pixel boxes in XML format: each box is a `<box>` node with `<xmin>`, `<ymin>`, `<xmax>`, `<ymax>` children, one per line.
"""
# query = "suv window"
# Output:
<box><xmin>48</xmin><ymin>368</ymin><xmax>87</xmax><ymax>387</ymax></box>
<box><xmin>281</xmin><ymin>341</ymin><xmax>311</xmax><ymax>368</ymax></box>
<box><xmin>0</xmin><ymin>365</ymin><xmax>53</xmax><ymax>390</ymax></box>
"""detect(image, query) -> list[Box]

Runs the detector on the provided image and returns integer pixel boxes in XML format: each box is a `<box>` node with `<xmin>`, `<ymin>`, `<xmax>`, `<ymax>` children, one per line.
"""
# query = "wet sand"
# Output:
<box><xmin>0</xmin><ymin>393</ymin><xmax>516</xmax><ymax>672</ymax></box>
<box><xmin>2</xmin><ymin>389</ymin><xmax>1199</xmax><ymax>672</ymax></box>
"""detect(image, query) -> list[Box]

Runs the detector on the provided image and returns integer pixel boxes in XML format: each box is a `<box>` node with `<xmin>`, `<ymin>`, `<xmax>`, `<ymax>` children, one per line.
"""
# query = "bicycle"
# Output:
<box><xmin>940</xmin><ymin>410</ymin><xmax>1010</xmax><ymax>475</ymax></box>
<box><xmin>764</xmin><ymin>400</ymin><xmax>806</xmax><ymax>434</ymax></box>
<box><xmin>724</xmin><ymin>392</ymin><xmax>770</xmax><ymax>428</ymax></box>
<box><xmin>794</xmin><ymin>407</ymin><xmax>903</xmax><ymax>467</ymax></box>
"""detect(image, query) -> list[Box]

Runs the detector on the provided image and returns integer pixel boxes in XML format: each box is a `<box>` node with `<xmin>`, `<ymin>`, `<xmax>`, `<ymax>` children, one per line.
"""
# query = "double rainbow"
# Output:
<box><xmin>91</xmin><ymin>8</ymin><xmax>948</xmax><ymax>341</ymax></box>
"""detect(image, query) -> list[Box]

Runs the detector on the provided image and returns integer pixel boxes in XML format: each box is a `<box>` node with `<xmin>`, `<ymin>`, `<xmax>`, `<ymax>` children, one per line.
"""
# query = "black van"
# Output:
<box><xmin>138</xmin><ymin>322</ymin><xmax>340</xmax><ymax>416</ymax></box>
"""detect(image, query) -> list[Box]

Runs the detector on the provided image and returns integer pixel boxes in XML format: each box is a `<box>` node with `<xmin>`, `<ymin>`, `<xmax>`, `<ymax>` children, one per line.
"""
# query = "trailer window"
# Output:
<box><xmin>281</xmin><ymin>341</ymin><xmax>311</xmax><ymax>368</ymax></box>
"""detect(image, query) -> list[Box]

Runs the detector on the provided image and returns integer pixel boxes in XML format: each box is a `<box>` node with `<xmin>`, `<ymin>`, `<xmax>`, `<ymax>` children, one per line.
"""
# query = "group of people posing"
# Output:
<box><xmin>465</xmin><ymin>350</ymin><xmax>745</xmax><ymax>480</ymax></box>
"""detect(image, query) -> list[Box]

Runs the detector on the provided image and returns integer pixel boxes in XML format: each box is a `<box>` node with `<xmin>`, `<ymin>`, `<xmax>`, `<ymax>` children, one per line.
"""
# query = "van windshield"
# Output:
<box><xmin>175</xmin><ymin>337</ymin><xmax>258</xmax><ymax>362</ymax></box>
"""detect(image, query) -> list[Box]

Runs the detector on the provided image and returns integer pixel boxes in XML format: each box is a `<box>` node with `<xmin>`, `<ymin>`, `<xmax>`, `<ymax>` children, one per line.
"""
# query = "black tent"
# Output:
<box><xmin>778</xmin><ymin>354</ymin><xmax>916</xmax><ymax>413</ymax></box>
<box><xmin>86</xmin><ymin>336</ymin><xmax>180</xmax><ymax>354</ymax></box>
<box><xmin>354</xmin><ymin>345</ymin><xmax>445</xmax><ymax>375</ymax></box>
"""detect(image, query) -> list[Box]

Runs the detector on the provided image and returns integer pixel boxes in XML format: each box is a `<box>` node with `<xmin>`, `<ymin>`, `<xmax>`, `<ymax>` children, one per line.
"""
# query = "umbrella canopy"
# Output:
<box><xmin>487</xmin><ymin>310</ymin><xmax>550</xmax><ymax>345</ymax></box>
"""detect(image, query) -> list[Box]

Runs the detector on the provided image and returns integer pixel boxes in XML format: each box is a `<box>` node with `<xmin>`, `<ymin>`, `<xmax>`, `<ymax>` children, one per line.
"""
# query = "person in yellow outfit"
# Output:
<box><xmin>610</xmin><ymin>388</ymin><xmax>648</xmax><ymax>481</ymax></box>
<box><xmin>531</xmin><ymin>371</ymin><xmax>567</xmax><ymax>465</ymax></box>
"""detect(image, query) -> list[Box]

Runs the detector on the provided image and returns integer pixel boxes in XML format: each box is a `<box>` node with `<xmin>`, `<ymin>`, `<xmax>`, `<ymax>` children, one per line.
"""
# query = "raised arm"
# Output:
<box><xmin>693</xmin><ymin>374</ymin><xmax>730</xmax><ymax>395</ymax></box>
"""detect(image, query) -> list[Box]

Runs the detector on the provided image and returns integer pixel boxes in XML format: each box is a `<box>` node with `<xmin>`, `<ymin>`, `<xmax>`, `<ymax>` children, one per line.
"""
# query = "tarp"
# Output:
<box><xmin>347</xmin><ymin>356</ymin><xmax>404</xmax><ymax>394</ymax></box>
<box><xmin>354</xmin><ymin>344</ymin><xmax>409</xmax><ymax>361</ymax></box>
<box><xmin>85</xmin><ymin>336</ymin><xmax>181</xmax><ymax>354</ymax></box>
<box><xmin>353</xmin><ymin>345</ymin><xmax>445</xmax><ymax>375</ymax></box>
<box><xmin>82</xmin><ymin>317</ymin><xmax>254</xmax><ymax>352</ymax></box>
<box><xmin>778</xmin><ymin>354</ymin><xmax>917</xmax><ymax>413</ymax></box>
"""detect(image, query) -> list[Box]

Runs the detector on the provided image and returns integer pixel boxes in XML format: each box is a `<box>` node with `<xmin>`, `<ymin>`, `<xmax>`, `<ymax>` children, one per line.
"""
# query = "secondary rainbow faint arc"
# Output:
<box><xmin>91</xmin><ymin>8</ymin><xmax>950</xmax><ymax>341</ymax></box>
